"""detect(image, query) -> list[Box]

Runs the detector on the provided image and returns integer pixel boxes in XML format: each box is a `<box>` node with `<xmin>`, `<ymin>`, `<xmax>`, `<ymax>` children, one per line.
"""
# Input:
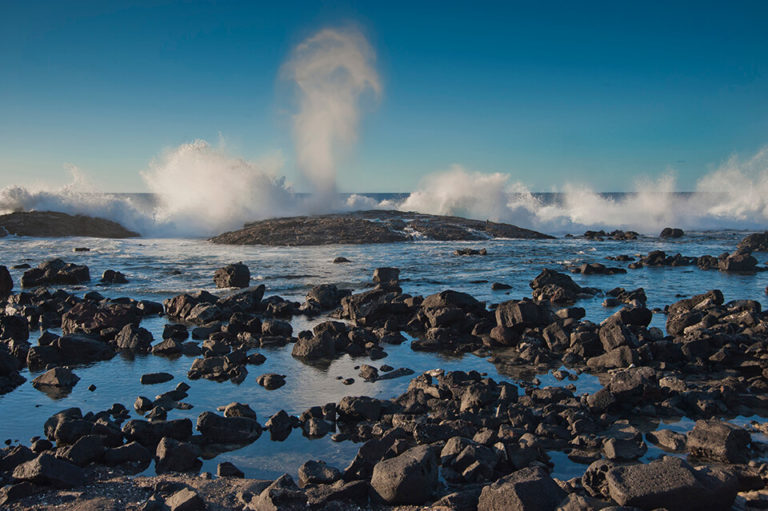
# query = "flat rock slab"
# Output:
<box><xmin>0</xmin><ymin>211</ymin><xmax>139</xmax><ymax>238</ymax></box>
<box><xmin>606</xmin><ymin>456</ymin><xmax>737</xmax><ymax>511</ymax></box>
<box><xmin>210</xmin><ymin>210</ymin><xmax>553</xmax><ymax>246</ymax></box>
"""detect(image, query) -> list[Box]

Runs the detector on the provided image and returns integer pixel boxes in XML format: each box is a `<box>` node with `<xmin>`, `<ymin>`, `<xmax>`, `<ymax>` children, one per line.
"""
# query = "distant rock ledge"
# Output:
<box><xmin>210</xmin><ymin>210</ymin><xmax>553</xmax><ymax>246</ymax></box>
<box><xmin>0</xmin><ymin>211</ymin><xmax>139</xmax><ymax>238</ymax></box>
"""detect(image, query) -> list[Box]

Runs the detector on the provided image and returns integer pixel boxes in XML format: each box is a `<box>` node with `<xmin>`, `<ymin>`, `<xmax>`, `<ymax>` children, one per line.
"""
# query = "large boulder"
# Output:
<box><xmin>155</xmin><ymin>437</ymin><xmax>201</xmax><ymax>473</ymax></box>
<box><xmin>687</xmin><ymin>420</ymin><xmax>751</xmax><ymax>463</ymax></box>
<box><xmin>370</xmin><ymin>445</ymin><xmax>439</xmax><ymax>504</ymax></box>
<box><xmin>304</xmin><ymin>284</ymin><xmax>351</xmax><ymax>310</ymax></box>
<box><xmin>31</xmin><ymin>367</ymin><xmax>80</xmax><ymax>388</ymax></box>
<box><xmin>20</xmin><ymin>259</ymin><xmax>90</xmax><ymax>288</ymax></box>
<box><xmin>61</xmin><ymin>302</ymin><xmax>139</xmax><ymax>335</ymax></box>
<box><xmin>605</xmin><ymin>456</ymin><xmax>738</xmax><ymax>510</ymax></box>
<box><xmin>337</xmin><ymin>396</ymin><xmax>383</xmax><ymax>422</ymax></box>
<box><xmin>12</xmin><ymin>453</ymin><xmax>84</xmax><ymax>488</ymax></box>
<box><xmin>214</xmin><ymin>262</ymin><xmax>250</xmax><ymax>288</ymax></box>
<box><xmin>163</xmin><ymin>290</ymin><xmax>219</xmax><ymax>322</ymax></box>
<box><xmin>495</xmin><ymin>299</ymin><xmax>551</xmax><ymax>329</ymax></box>
<box><xmin>248</xmin><ymin>473</ymin><xmax>307</xmax><ymax>511</ymax></box>
<box><xmin>737</xmin><ymin>231</ymin><xmax>768</xmax><ymax>253</ymax></box>
<box><xmin>477</xmin><ymin>466</ymin><xmax>566</xmax><ymax>511</ymax></box>
<box><xmin>719</xmin><ymin>253</ymin><xmax>758</xmax><ymax>272</ymax></box>
<box><xmin>660</xmin><ymin>227</ymin><xmax>684</xmax><ymax>239</ymax></box>
<box><xmin>291</xmin><ymin>335</ymin><xmax>335</xmax><ymax>360</ymax></box>
<box><xmin>529</xmin><ymin>269</ymin><xmax>584</xmax><ymax>304</ymax></box>
<box><xmin>196</xmin><ymin>411</ymin><xmax>262</xmax><ymax>444</ymax></box>
<box><xmin>0</xmin><ymin>265</ymin><xmax>12</xmax><ymax>296</ymax></box>
<box><xmin>298</xmin><ymin>460</ymin><xmax>342</xmax><ymax>488</ymax></box>
<box><xmin>54</xmin><ymin>335</ymin><xmax>115</xmax><ymax>364</ymax></box>
<box><xmin>122</xmin><ymin>418</ymin><xmax>193</xmax><ymax>447</ymax></box>
<box><xmin>115</xmin><ymin>324</ymin><xmax>153</xmax><ymax>352</ymax></box>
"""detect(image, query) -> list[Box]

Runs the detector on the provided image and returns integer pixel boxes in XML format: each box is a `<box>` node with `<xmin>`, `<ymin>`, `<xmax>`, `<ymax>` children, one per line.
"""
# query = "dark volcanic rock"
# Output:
<box><xmin>605</xmin><ymin>456</ymin><xmax>738</xmax><ymax>510</ymax></box>
<box><xmin>738</xmin><ymin>231</ymin><xmax>768</xmax><ymax>253</ymax></box>
<box><xmin>21</xmin><ymin>259</ymin><xmax>90</xmax><ymax>288</ymax></box>
<box><xmin>0</xmin><ymin>265</ymin><xmax>12</xmax><ymax>296</ymax></box>
<box><xmin>257</xmin><ymin>373</ymin><xmax>286</xmax><ymax>390</ymax></box>
<box><xmin>196</xmin><ymin>411</ymin><xmax>262</xmax><ymax>444</ymax></box>
<box><xmin>687</xmin><ymin>420</ymin><xmax>751</xmax><ymax>463</ymax></box>
<box><xmin>477</xmin><ymin>466</ymin><xmax>566</xmax><ymax>511</ymax></box>
<box><xmin>214</xmin><ymin>262</ymin><xmax>250</xmax><ymax>288</ymax></box>
<box><xmin>210</xmin><ymin>210</ymin><xmax>552</xmax><ymax>246</ymax></box>
<box><xmin>0</xmin><ymin>211</ymin><xmax>139</xmax><ymax>238</ymax></box>
<box><xmin>12</xmin><ymin>453</ymin><xmax>84</xmax><ymax>488</ymax></box>
<box><xmin>660</xmin><ymin>227</ymin><xmax>685</xmax><ymax>238</ymax></box>
<box><xmin>100</xmin><ymin>269</ymin><xmax>128</xmax><ymax>284</ymax></box>
<box><xmin>115</xmin><ymin>324</ymin><xmax>154</xmax><ymax>352</ymax></box>
<box><xmin>155</xmin><ymin>437</ymin><xmax>201</xmax><ymax>473</ymax></box>
<box><xmin>298</xmin><ymin>460</ymin><xmax>342</xmax><ymax>488</ymax></box>
<box><xmin>31</xmin><ymin>367</ymin><xmax>80</xmax><ymax>389</ymax></box>
<box><xmin>719</xmin><ymin>252</ymin><xmax>758</xmax><ymax>272</ymax></box>
<box><xmin>370</xmin><ymin>445</ymin><xmax>439</xmax><ymax>504</ymax></box>
<box><xmin>530</xmin><ymin>269</ymin><xmax>588</xmax><ymax>304</ymax></box>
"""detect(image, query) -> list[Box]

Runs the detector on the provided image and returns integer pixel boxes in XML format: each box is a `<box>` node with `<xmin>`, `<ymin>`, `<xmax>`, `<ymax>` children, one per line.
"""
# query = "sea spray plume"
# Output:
<box><xmin>282</xmin><ymin>27</ymin><xmax>381</xmax><ymax>201</ymax></box>
<box><xmin>140</xmin><ymin>140</ymin><xmax>295</xmax><ymax>237</ymax></box>
<box><xmin>696</xmin><ymin>147</ymin><xmax>768</xmax><ymax>221</ymax></box>
<box><xmin>398</xmin><ymin>165</ymin><xmax>541</xmax><ymax>226</ymax></box>
<box><xmin>396</xmin><ymin>151</ymin><xmax>768</xmax><ymax>234</ymax></box>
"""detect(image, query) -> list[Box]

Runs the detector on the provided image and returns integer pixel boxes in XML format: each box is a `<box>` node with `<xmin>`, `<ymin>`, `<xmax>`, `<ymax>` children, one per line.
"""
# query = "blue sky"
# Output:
<box><xmin>1</xmin><ymin>0</ymin><xmax>767</xmax><ymax>192</ymax></box>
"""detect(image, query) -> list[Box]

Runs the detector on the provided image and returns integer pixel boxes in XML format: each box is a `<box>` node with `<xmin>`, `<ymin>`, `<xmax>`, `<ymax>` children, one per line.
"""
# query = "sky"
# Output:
<box><xmin>1</xmin><ymin>0</ymin><xmax>767</xmax><ymax>193</ymax></box>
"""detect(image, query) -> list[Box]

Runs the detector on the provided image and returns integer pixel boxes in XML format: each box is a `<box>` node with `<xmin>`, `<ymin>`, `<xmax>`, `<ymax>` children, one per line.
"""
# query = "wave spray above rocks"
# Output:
<box><xmin>2</xmin><ymin>27</ymin><xmax>768</xmax><ymax>237</ymax></box>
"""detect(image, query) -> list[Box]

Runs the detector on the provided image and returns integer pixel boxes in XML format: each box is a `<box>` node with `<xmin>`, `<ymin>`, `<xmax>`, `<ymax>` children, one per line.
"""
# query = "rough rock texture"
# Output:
<box><xmin>210</xmin><ymin>210</ymin><xmax>552</xmax><ymax>246</ymax></box>
<box><xmin>605</xmin><ymin>456</ymin><xmax>738</xmax><ymax>510</ymax></box>
<box><xmin>214</xmin><ymin>262</ymin><xmax>250</xmax><ymax>288</ymax></box>
<box><xmin>0</xmin><ymin>211</ymin><xmax>139</xmax><ymax>238</ymax></box>
<box><xmin>0</xmin><ymin>265</ymin><xmax>12</xmax><ymax>296</ymax></box>
<box><xmin>21</xmin><ymin>259</ymin><xmax>90</xmax><ymax>288</ymax></box>
<box><xmin>687</xmin><ymin>420</ymin><xmax>751</xmax><ymax>463</ymax></box>
<box><xmin>12</xmin><ymin>453</ymin><xmax>84</xmax><ymax>488</ymax></box>
<box><xmin>31</xmin><ymin>367</ymin><xmax>80</xmax><ymax>388</ymax></box>
<box><xmin>370</xmin><ymin>444</ymin><xmax>438</xmax><ymax>504</ymax></box>
<box><xmin>477</xmin><ymin>466</ymin><xmax>566</xmax><ymax>511</ymax></box>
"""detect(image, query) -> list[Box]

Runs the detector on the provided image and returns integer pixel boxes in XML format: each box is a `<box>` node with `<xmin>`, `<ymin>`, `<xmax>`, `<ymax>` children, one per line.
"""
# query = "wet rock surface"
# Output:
<box><xmin>210</xmin><ymin>210</ymin><xmax>553</xmax><ymax>245</ymax></box>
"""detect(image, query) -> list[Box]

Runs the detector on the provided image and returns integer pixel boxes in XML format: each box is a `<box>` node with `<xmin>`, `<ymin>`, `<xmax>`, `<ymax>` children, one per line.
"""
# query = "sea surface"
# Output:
<box><xmin>0</xmin><ymin>230</ymin><xmax>766</xmax><ymax>481</ymax></box>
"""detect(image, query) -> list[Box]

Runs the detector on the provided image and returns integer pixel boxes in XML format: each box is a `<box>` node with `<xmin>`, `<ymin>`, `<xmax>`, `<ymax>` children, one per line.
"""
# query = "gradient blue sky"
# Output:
<box><xmin>1</xmin><ymin>1</ymin><xmax>767</xmax><ymax>192</ymax></box>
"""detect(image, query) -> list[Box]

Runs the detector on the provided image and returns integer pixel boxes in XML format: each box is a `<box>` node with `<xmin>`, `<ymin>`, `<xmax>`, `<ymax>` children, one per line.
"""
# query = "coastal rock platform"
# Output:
<box><xmin>210</xmin><ymin>210</ymin><xmax>553</xmax><ymax>246</ymax></box>
<box><xmin>0</xmin><ymin>211</ymin><xmax>139</xmax><ymax>238</ymax></box>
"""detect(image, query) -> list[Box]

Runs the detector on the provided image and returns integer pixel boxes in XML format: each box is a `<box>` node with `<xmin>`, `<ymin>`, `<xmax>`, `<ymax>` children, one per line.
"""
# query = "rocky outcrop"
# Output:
<box><xmin>214</xmin><ymin>263</ymin><xmax>250</xmax><ymax>288</ymax></box>
<box><xmin>210</xmin><ymin>210</ymin><xmax>553</xmax><ymax>246</ymax></box>
<box><xmin>20</xmin><ymin>259</ymin><xmax>90</xmax><ymax>288</ymax></box>
<box><xmin>0</xmin><ymin>211</ymin><xmax>139</xmax><ymax>238</ymax></box>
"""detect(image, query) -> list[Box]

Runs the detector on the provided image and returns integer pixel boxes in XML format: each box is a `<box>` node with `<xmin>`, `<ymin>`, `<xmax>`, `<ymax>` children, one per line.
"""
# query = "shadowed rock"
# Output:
<box><xmin>210</xmin><ymin>210</ymin><xmax>552</xmax><ymax>246</ymax></box>
<box><xmin>0</xmin><ymin>211</ymin><xmax>139</xmax><ymax>238</ymax></box>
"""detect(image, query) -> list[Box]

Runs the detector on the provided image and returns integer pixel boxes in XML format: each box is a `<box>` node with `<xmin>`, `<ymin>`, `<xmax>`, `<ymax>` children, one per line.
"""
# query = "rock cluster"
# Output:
<box><xmin>3</xmin><ymin>232</ymin><xmax>768</xmax><ymax>509</ymax></box>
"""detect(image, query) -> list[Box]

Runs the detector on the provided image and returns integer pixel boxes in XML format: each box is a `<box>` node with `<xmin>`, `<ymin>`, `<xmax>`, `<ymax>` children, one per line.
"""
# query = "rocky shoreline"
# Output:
<box><xmin>210</xmin><ymin>210</ymin><xmax>553</xmax><ymax>246</ymax></box>
<box><xmin>1</xmin><ymin>234</ymin><xmax>768</xmax><ymax>509</ymax></box>
<box><xmin>0</xmin><ymin>211</ymin><xmax>139</xmax><ymax>238</ymax></box>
